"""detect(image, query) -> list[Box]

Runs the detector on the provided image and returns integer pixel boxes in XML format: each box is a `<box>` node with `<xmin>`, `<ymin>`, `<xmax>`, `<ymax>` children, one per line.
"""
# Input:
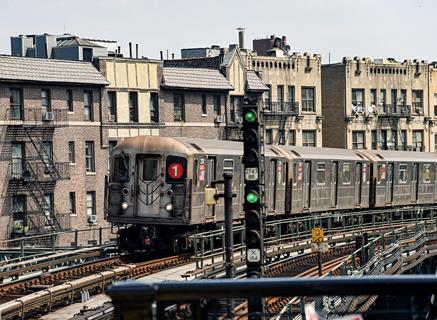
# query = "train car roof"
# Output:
<box><xmin>363</xmin><ymin>149</ymin><xmax>437</xmax><ymax>162</ymax></box>
<box><xmin>113</xmin><ymin>136</ymin><xmax>194</xmax><ymax>156</ymax></box>
<box><xmin>276</xmin><ymin>146</ymin><xmax>367</xmax><ymax>161</ymax></box>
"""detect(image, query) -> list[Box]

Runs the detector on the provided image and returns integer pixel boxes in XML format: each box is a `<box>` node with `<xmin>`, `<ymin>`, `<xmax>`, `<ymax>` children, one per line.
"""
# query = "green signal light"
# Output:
<box><xmin>246</xmin><ymin>192</ymin><xmax>259</xmax><ymax>204</ymax></box>
<box><xmin>244</xmin><ymin>111</ymin><xmax>257</xmax><ymax>123</ymax></box>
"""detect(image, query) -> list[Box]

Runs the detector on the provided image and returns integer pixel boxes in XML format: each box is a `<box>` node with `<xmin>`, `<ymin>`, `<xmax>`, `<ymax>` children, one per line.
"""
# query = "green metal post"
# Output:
<box><xmin>99</xmin><ymin>227</ymin><xmax>103</xmax><ymax>246</ymax></box>
<box><xmin>51</xmin><ymin>234</ymin><xmax>55</xmax><ymax>252</ymax></box>
<box><xmin>75</xmin><ymin>229</ymin><xmax>78</xmax><ymax>248</ymax></box>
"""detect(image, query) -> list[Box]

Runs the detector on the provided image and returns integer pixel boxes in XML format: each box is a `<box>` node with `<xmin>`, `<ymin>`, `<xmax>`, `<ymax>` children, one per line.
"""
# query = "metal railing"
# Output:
<box><xmin>8</xmin><ymin>161</ymin><xmax>71</xmax><ymax>181</ymax></box>
<box><xmin>264</xmin><ymin>101</ymin><xmax>299</xmax><ymax>115</ymax></box>
<box><xmin>107</xmin><ymin>275</ymin><xmax>437</xmax><ymax>320</ymax></box>
<box><xmin>377</xmin><ymin>104</ymin><xmax>411</xmax><ymax>117</ymax></box>
<box><xmin>5</xmin><ymin>108</ymin><xmax>69</xmax><ymax>127</ymax></box>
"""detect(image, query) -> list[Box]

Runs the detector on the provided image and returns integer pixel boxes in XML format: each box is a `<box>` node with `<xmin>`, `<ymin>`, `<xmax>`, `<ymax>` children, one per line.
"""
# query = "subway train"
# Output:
<box><xmin>106</xmin><ymin>136</ymin><xmax>437</xmax><ymax>251</ymax></box>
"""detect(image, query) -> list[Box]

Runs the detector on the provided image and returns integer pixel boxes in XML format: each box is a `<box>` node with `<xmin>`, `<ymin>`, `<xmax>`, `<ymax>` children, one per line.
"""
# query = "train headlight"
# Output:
<box><xmin>121</xmin><ymin>202</ymin><xmax>129</xmax><ymax>210</ymax></box>
<box><xmin>165</xmin><ymin>203</ymin><xmax>173</xmax><ymax>212</ymax></box>
<box><xmin>122</xmin><ymin>188</ymin><xmax>129</xmax><ymax>196</ymax></box>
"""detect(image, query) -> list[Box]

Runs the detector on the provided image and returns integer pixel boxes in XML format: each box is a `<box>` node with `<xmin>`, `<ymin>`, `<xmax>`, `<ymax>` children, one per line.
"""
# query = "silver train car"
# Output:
<box><xmin>107</xmin><ymin>136</ymin><xmax>437</xmax><ymax>251</ymax></box>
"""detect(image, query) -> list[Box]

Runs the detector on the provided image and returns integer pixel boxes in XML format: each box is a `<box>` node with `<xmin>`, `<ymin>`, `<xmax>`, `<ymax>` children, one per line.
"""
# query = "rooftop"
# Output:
<box><xmin>0</xmin><ymin>55</ymin><xmax>108</xmax><ymax>85</ymax></box>
<box><xmin>161</xmin><ymin>67</ymin><xmax>233</xmax><ymax>91</ymax></box>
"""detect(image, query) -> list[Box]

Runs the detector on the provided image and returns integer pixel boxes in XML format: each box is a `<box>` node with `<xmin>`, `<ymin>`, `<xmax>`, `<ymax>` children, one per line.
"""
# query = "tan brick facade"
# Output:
<box><xmin>322</xmin><ymin>58</ymin><xmax>433</xmax><ymax>151</ymax></box>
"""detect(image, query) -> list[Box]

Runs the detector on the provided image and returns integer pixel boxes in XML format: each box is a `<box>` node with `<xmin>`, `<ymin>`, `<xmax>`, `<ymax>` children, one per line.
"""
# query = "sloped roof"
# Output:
<box><xmin>0</xmin><ymin>55</ymin><xmax>108</xmax><ymax>85</ymax></box>
<box><xmin>57</xmin><ymin>37</ymin><xmax>104</xmax><ymax>48</ymax></box>
<box><xmin>246</xmin><ymin>70</ymin><xmax>268</xmax><ymax>92</ymax></box>
<box><xmin>162</xmin><ymin>67</ymin><xmax>233</xmax><ymax>91</ymax></box>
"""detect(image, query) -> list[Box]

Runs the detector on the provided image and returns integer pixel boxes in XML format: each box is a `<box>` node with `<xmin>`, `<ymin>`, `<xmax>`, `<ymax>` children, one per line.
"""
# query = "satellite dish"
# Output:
<box><xmin>284</xmin><ymin>45</ymin><xmax>291</xmax><ymax>53</ymax></box>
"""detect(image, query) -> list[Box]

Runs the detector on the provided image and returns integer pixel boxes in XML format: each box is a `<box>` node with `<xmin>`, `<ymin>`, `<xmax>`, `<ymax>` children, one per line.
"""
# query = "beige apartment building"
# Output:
<box><xmin>245</xmin><ymin>49</ymin><xmax>323</xmax><ymax>147</ymax></box>
<box><xmin>322</xmin><ymin>57</ymin><xmax>432</xmax><ymax>151</ymax></box>
<box><xmin>428</xmin><ymin>63</ymin><xmax>437</xmax><ymax>151</ymax></box>
<box><xmin>97</xmin><ymin>57</ymin><xmax>162</xmax><ymax>162</ymax></box>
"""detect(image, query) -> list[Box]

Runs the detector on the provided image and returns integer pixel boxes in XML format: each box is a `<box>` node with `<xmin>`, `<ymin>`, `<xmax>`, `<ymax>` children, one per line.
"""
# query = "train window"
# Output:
<box><xmin>423</xmin><ymin>164</ymin><xmax>431</xmax><ymax>183</ymax></box>
<box><xmin>193</xmin><ymin>159</ymin><xmax>198</xmax><ymax>185</ymax></box>
<box><xmin>223</xmin><ymin>159</ymin><xmax>234</xmax><ymax>174</ymax></box>
<box><xmin>399</xmin><ymin>164</ymin><xmax>408</xmax><ymax>184</ymax></box>
<box><xmin>316</xmin><ymin>162</ymin><xmax>326</xmax><ymax>185</ymax></box>
<box><xmin>113</xmin><ymin>155</ymin><xmax>129</xmax><ymax>182</ymax></box>
<box><xmin>293</xmin><ymin>163</ymin><xmax>298</xmax><ymax>186</ymax></box>
<box><xmin>343</xmin><ymin>163</ymin><xmax>351</xmax><ymax>184</ymax></box>
<box><xmin>143</xmin><ymin>159</ymin><xmax>158</xmax><ymax>181</ymax></box>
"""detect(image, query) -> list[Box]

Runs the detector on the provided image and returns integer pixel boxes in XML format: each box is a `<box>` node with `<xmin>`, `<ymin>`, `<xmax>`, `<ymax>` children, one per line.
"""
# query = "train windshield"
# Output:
<box><xmin>113</xmin><ymin>154</ymin><xmax>129</xmax><ymax>182</ymax></box>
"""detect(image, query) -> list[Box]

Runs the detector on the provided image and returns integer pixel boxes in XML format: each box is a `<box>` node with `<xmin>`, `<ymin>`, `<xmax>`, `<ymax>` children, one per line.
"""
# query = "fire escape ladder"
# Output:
<box><xmin>24</xmin><ymin>127</ymin><xmax>62</xmax><ymax>181</ymax></box>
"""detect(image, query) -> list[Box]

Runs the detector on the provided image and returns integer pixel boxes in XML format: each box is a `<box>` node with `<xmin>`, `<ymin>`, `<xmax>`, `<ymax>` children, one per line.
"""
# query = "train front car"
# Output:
<box><xmin>107</xmin><ymin>136</ymin><xmax>193</xmax><ymax>251</ymax></box>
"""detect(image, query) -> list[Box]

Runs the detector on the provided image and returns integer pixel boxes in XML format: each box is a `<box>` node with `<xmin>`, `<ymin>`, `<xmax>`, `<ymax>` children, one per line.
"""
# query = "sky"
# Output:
<box><xmin>1</xmin><ymin>0</ymin><xmax>436</xmax><ymax>63</ymax></box>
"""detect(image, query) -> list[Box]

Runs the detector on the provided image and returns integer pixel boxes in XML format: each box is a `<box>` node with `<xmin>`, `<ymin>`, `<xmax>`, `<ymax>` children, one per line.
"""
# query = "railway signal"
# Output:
<box><xmin>242</xmin><ymin>96</ymin><xmax>265</xmax><ymax>318</ymax></box>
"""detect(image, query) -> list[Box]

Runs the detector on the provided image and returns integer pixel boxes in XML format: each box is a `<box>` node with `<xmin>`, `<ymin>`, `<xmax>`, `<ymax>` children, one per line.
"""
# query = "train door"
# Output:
<box><xmin>206</xmin><ymin>157</ymin><xmax>216</xmax><ymax>217</ymax></box>
<box><xmin>385</xmin><ymin>162</ymin><xmax>394</xmax><ymax>204</ymax></box>
<box><xmin>354</xmin><ymin>163</ymin><xmax>362</xmax><ymax>206</ymax></box>
<box><xmin>303</xmin><ymin>161</ymin><xmax>311</xmax><ymax>209</ymax></box>
<box><xmin>411</xmin><ymin>163</ymin><xmax>419</xmax><ymax>203</ymax></box>
<box><xmin>269</xmin><ymin>159</ymin><xmax>277</xmax><ymax>211</ymax></box>
<box><xmin>330</xmin><ymin>161</ymin><xmax>338</xmax><ymax>208</ymax></box>
<box><xmin>136</xmin><ymin>156</ymin><xmax>161</xmax><ymax>216</ymax></box>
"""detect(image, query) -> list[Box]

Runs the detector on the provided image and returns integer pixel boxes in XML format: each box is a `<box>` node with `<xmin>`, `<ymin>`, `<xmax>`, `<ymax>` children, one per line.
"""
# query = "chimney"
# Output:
<box><xmin>237</xmin><ymin>27</ymin><xmax>245</xmax><ymax>49</ymax></box>
<box><xmin>281</xmin><ymin>35</ymin><xmax>287</xmax><ymax>49</ymax></box>
<box><xmin>160</xmin><ymin>51</ymin><xmax>163</xmax><ymax>60</ymax></box>
<box><xmin>129</xmin><ymin>42</ymin><xmax>132</xmax><ymax>58</ymax></box>
<box><xmin>135</xmin><ymin>44</ymin><xmax>138</xmax><ymax>59</ymax></box>
<box><xmin>172</xmin><ymin>53</ymin><xmax>175</xmax><ymax>59</ymax></box>
<box><xmin>117</xmin><ymin>46</ymin><xmax>121</xmax><ymax>54</ymax></box>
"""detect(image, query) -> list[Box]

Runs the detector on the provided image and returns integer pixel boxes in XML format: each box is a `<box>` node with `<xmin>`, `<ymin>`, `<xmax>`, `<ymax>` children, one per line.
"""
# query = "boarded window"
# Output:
<box><xmin>399</xmin><ymin>164</ymin><xmax>408</xmax><ymax>184</ymax></box>
<box><xmin>316</xmin><ymin>162</ymin><xmax>326</xmax><ymax>185</ymax></box>
<box><xmin>343</xmin><ymin>163</ymin><xmax>351</xmax><ymax>184</ymax></box>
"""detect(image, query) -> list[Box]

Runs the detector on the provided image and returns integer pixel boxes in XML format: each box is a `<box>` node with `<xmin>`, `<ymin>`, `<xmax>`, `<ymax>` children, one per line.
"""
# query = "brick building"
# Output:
<box><xmin>0</xmin><ymin>55</ymin><xmax>108</xmax><ymax>243</ymax></box>
<box><xmin>322</xmin><ymin>57</ymin><xmax>432</xmax><ymax>151</ymax></box>
<box><xmin>245</xmin><ymin>48</ymin><xmax>323</xmax><ymax>147</ymax></box>
<box><xmin>160</xmin><ymin>67</ymin><xmax>233</xmax><ymax>139</ymax></box>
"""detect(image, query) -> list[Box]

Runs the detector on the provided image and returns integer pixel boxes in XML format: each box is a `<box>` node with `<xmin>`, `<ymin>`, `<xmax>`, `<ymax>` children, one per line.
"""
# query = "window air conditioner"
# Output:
<box><xmin>108</xmin><ymin>114</ymin><xmax>116</xmax><ymax>122</ymax></box>
<box><xmin>214</xmin><ymin>115</ymin><xmax>224</xmax><ymax>123</ymax></box>
<box><xmin>401</xmin><ymin>106</ymin><xmax>409</xmax><ymax>114</ymax></box>
<box><xmin>42</xmin><ymin>111</ymin><xmax>54</xmax><ymax>121</ymax></box>
<box><xmin>235</xmin><ymin>116</ymin><xmax>243</xmax><ymax>124</ymax></box>
<box><xmin>416</xmin><ymin>107</ymin><xmax>423</xmax><ymax>115</ymax></box>
<box><xmin>88</xmin><ymin>215</ymin><xmax>97</xmax><ymax>224</ymax></box>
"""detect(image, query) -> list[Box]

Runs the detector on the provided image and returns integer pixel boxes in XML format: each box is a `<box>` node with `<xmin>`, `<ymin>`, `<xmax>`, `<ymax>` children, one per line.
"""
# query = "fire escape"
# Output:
<box><xmin>375</xmin><ymin>104</ymin><xmax>412</xmax><ymax>150</ymax></box>
<box><xmin>2</xmin><ymin>107</ymin><xmax>70</xmax><ymax>238</ymax></box>
<box><xmin>263</xmin><ymin>100</ymin><xmax>299</xmax><ymax>144</ymax></box>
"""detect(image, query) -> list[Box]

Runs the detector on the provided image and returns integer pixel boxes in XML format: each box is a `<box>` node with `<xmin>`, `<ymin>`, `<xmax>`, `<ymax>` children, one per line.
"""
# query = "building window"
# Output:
<box><xmin>174</xmin><ymin>94</ymin><xmax>185</xmax><ymax>121</ymax></box>
<box><xmin>230</xmin><ymin>96</ymin><xmax>242</xmax><ymax>122</ymax></box>
<box><xmin>68</xmin><ymin>141</ymin><xmax>75</xmax><ymax>164</ymax></box>
<box><xmin>12</xmin><ymin>195</ymin><xmax>26</xmax><ymax>236</ymax></box>
<box><xmin>352</xmin><ymin>131</ymin><xmax>365</xmax><ymax>149</ymax></box>
<box><xmin>289</xmin><ymin>130</ymin><xmax>296</xmax><ymax>146</ymax></box>
<box><xmin>42</xmin><ymin>141</ymin><xmax>53</xmax><ymax>172</ymax></box>
<box><xmin>129</xmin><ymin>92</ymin><xmax>138</xmax><ymax>122</ymax></box>
<box><xmin>379</xmin><ymin>89</ymin><xmax>387</xmax><ymax>113</ymax></box>
<box><xmin>108</xmin><ymin>140</ymin><xmax>118</xmax><ymax>171</ymax></box>
<box><xmin>201</xmin><ymin>95</ymin><xmax>207</xmax><ymax>115</ymax></box>
<box><xmin>265</xmin><ymin>129</ymin><xmax>273</xmax><ymax>144</ymax></box>
<box><xmin>213</xmin><ymin>95</ymin><xmax>221</xmax><ymax>116</ymax></box>
<box><xmin>84</xmin><ymin>91</ymin><xmax>93</xmax><ymax>121</ymax></box>
<box><xmin>390</xmin><ymin>130</ymin><xmax>398</xmax><ymax>150</ymax></box>
<box><xmin>69</xmin><ymin>192</ymin><xmax>76</xmax><ymax>215</ymax></box>
<box><xmin>10</xmin><ymin>89</ymin><xmax>23</xmax><ymax>120</ymax></box>
<box><xmin>287</xmin><ymin>86</ymin><xmax>295</xmax><ymax>103</ymax></box>
<box><xmin>41</xmin><ymin>89</ymin><xmax>51</xmax><ymax>113</ymax></box>
<box><xmin>108</xmin><ymin>91</ymin><xmax>117</xmax><ymax>122</ymax></box>
<box><xmin>11</xmin><ymin>143</ymin><xmax>24</xmax><ymax>177</ymax></box>
<box><xmin>370</xmin><ymin>89</ymin><xmax>377</xmax><ymax>106</ymax></box>
<box><xmin>435</xmin><ymin>134</ymin><xmax>437</xmax><ymax>151</ymax></box>
<box><xmin>400</xmin><ymin>89</ymin><xmax>407</xmax><ymax>107</ymax></box>
<box><xmin>391</xmin><ymin>89</ymin><xmax>397</xmax><ymax>111</ymax></box>
<box><xmin>278</xmin><ymin>129</ymin><xmax>286</xmax><ymax>145</ymax></box>
<box><xmin>434</xmin><ymin>94</ymin><xmax>437</xmax><ymax>116</ymax></box>
<box><xmin>351</xmin><ymin>89</ymin><xmax>364</xmax><ymax>113</ymax></box>
<box><xmin>302</xmin><ymin>130</ymin><xmax>316</xmax><ymax>147</ymax></box>
<box><xmin>85</xmin><ymin>141</ymin><xmax>95</xmax><ymax>172</ymax></box>
<box><xmin>412</xmin><ymin>130</ymin><xmax>423</xmax><ymax>151</ymax></box>
<box><xmin>380</xmin><ymin>130</ymin><xmax>388</xmax><ymax>150</ymax></box>
<box><xmin>371</xmin><ymin>130</ymin><xmax>377</xmax><ymax>150</ymax></box>
<box><xmin>400</xmin><ymin>130</ymin><xmax>407</xmax><ymax>150</ymax></box>
<box><xmin>67</xmin><ymin>89</ymin><xmax>73</xmax><ymax>112</ymax></box>
<box><xmin>277</xmin><ymin>85</ymin><xmax>284</xmax><ymax>110</ymax></box>
<box><xmin>264</xmin><ymin>85</ymin><xmax>272</xmax><ymax>109</ymax></box>
<box><xmin>150</xmin><ymin>92</ymin><xmax>159</xmax><ymax>123</ymax></box>
<box><xmin>301</xmin><ymin>87</ymin><xmax>315</xmax><ymax>112</ymax></box>
<box><xmin>86</xmin><ymin>191</ymin><xmax>96</xmax><ymax>218</ymax></box>
<box><xmin>43</xmin><ymin>193</ymin><xmax>53</xmax><ymax>225</ymax></box>
<box><xmin>412</xmin><ymin>90</ymin><xmax>423</xmax><ymax>114</ymax></box>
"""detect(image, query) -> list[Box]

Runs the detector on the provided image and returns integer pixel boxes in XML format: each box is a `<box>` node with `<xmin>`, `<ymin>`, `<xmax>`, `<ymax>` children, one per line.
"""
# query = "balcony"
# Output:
<box><xmin>263</xmin><ymin>101</ymin><xmax>299</xmax><ymax>116</ymax></box>
<box><xmin>5</xmin><ymin>108</ymin><xmax>69</xmax><ymax>127</ymax></box>
<box><xmin>9</xmin><ymin>161</ymin><xmax>71</xmax><ymax>182</ymax></box>
<box><xmin>376</xmin><ymin>104</ymin><xmax>412</xmax><ymax>118</ymax></box>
